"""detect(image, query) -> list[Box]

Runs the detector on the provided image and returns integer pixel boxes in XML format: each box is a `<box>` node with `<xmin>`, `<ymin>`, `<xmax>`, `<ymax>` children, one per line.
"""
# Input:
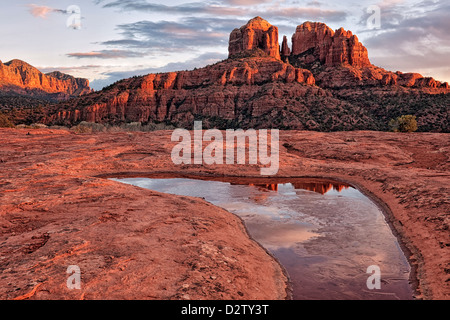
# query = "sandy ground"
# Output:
<box><xmin>0</xmin><ymin>128</ymin><xmax>448</xmax><ymax>300</ymax></box>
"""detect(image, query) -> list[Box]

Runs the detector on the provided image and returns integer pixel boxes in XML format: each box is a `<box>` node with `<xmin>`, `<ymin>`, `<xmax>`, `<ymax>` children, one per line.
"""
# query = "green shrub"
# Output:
<box><xmin>389</xmin><ymin>115</ymin><xmax>418</xmax><ymax>133</ymax></box>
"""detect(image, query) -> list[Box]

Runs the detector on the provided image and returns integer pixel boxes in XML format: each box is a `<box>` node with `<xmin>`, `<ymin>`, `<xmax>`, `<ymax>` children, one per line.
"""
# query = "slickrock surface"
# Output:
<box><xmin>0</xmin><ymin>129</ymin><xmax>448</xmax><ymax>300</ymax></box>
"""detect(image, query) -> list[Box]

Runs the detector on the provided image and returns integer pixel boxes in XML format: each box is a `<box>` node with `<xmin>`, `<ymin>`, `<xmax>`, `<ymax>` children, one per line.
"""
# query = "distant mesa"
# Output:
<box><xmin>0</xmin><ymin>59</ymin><xmax>92</xmax><ymax>101</ymax></box>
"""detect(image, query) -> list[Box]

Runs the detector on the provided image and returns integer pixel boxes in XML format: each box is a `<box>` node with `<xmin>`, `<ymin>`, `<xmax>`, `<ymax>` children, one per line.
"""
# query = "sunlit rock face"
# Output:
<box><xmin>49</xmin><ymin>52</ymin><xmax>317</xmax><ymax>126</ymax></box>
<box><xmin>0</xmin><ymin>59</ymin><xmax>92</xmax><ymax>100</ymax></box>
<box><xmin>291</xmin><ymin>22</ymin><xmax>371</xmax><ymax>68</ymax></box>
<box><xmin>228</xmin><ymin>16</ymin><xmax>281</xmax><ymax>60</ymax></box>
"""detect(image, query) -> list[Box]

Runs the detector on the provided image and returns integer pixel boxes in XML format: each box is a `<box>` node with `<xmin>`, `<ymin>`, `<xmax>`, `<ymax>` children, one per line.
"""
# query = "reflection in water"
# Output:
<box><xmin>248</xmin><ymin>182</ymin><xmax>350</xmax><ymax>194</ymax></box>
<box><xmin>248</xmin><ymin>183</ymin><xmax>279</xmax><ymax>192</ymax></box>
<box><xmin>112</xmin><ymin>177</ymin><xmax>413</xmax><ymax>300</ymax></box>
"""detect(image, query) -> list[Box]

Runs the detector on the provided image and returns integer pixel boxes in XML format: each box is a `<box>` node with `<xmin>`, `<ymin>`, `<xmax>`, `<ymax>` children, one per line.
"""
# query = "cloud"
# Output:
<box><xmin>38</xmin><ymin>65</ymin><xmax>102</xmax><ymax>75</ymax></box>
<box><xmin>365</xmin><ymin>0</ymin><xmax>450</xmax><ymax>48</ymax></box>
<box><xmin>67</xmin><ymin>50</ymin><xmax>147</xmax><ymax>59</ymax></box>
<box><xmin>378</xmin><ymin>0</ymin><xmax>406</xmax><ymax>8</ymax></box>
<box><xmin>102</xmin><ymin>17</ymin><xmax>244</xmax><ymax>51</ymax></box>
<box><xmin>95</xmin><ymin>0</ymin><xmax>346</xmax><ymax>21</ymax></box>
<box><xmin>262</xmin><ymin>6</ymin><xmax>347</xmax><ymax>21</ymax></box>
<box><xmin>27</xmin><ymin>3</ymin><xmax>82</xmax><ymax>29</ymax></box>
<box><xmin>27</xmin><ymin>4</ymin><xmax>68</xmax><ymax>18</ymax></box>
<box><xmin>91</xmin><ymin>0</ymin><xmax>347</xmax><ymax>66</ymax></box>
<box><xmin>306</xmin><ymin>0</ymin><xmax>323</xmax><ymax>6</ymax></box>
<box><xmin>28</xmin><ymin>4</ymin><xmax>54</xmax><ymax>18</ymax></box>
<box><xmin>97</xmin><ymin>0</ymin><xmax>243</xmax><ymax>16</ymax></box>
<box><xmin>99</xmin><ymin>9</ymin><xmax>346</xmax><ymax>54</ymax></box>
<box><xmin>223</xmin><ymin>0</ymin><xmax>273</xmax><ymax>5</ymax></box>
<box><xmin>363</xmin><ymin>0</ymin><xmax>450</xmax><ymax>81</ymax></box>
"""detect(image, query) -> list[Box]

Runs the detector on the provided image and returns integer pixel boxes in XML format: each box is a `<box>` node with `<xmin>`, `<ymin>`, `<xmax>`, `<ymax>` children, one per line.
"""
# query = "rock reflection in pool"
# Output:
<box><xmin>112</xmin><ymin>177</ymin><xmax>414</xmax><ymax>300</ymax></box>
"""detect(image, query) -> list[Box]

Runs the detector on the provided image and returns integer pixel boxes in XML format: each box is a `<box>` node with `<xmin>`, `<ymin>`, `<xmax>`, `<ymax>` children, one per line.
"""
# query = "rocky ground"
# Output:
<box><xmin>0</xmin><ymin>128</ymin><xmax>448</xmax><ymax>300</ymax></box>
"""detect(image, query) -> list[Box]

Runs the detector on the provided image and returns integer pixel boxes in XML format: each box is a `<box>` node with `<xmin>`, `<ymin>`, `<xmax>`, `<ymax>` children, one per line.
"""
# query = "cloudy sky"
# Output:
<box><xmin>0</xmin><ymin>0</ymin><xmax>449</xmax><ymax>90</ymax></box>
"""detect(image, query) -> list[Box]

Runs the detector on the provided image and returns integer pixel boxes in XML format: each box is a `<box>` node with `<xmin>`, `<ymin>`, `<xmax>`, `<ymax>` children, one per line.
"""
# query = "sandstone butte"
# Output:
<box><xmin>291</xmin><ymin>21</ymin><xmax>371</xmax><ymax>68</ymax></box>
<box><xmin>0</xmin><ymin>59</ymin><xmax>92</xmax><ymax>101</ymax></box>
<box><xmin>0</xmin><ymin>129</ymin><xmax>448</xmax><ymax>300</ymax></box>
<box><xmin>45</xmin><ymin>17</ymin><xmax>449</xmax><ymax>128</ymax></box>
<box><xmin>229</xmin><ymin>16</ymin><xmax>281</xmax><ymax>60</ymax></box>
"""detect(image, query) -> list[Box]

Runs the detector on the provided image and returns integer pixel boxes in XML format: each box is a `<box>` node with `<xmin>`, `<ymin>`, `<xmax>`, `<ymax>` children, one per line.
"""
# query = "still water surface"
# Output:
<box><xmin>113</xmin><ymin>177</ymin><xmax>413</xmax><ymax>300</ymax></box>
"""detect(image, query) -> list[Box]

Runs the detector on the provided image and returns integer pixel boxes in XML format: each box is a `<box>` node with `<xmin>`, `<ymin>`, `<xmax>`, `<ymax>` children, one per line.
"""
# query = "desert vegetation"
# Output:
<box><xmin>0</xmin><ymin>112</ymin><xmax>14</xmax><ymax>128</ymax></box>
<box><xmin>12</xmin><ymin>121</ymin><xmax>176</xmax><ymax>133</ymax></box>
<box><xmin>389</xmin><ymin>115</ymin><xmax>418</xmax><ymax>133</ymax></box>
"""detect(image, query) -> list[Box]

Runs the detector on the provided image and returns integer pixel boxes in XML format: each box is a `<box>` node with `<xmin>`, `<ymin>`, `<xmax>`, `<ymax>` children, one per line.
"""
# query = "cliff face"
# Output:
<box><xmin>45</xmin><ymin>71</ymin><xmax>91</xmax><ymax>96</ymax></box>
<box><xmin>229</xmin><ymin>16</ymin><xmax>281</xmax><ymax>60</ymax></box>
<box><xmin>289</xmin><ymin>22</ymin><xmax>448</xmax><ymax>89</ymax></box>
<box><xmin>291</xmin><ymin>22</ymin><xmax>371</xmax><ymax>68</ymax></box>
<box><xmin>51</xmin><ymin>57</ymin><xmax>320</xmax><ymax>128</ymax></box>
<box><xmin>0</xmin><ymin>60</ymin><xmax>92</xmax><ymax>100</ymax></box>
<box><xmin>46</xmin><ymin>17</ymin><xmax>449</xmax><ymax>131</ymax></box>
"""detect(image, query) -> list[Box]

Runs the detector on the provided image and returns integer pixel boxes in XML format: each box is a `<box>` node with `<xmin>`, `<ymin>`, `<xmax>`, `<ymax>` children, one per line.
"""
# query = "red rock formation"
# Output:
<box><xmin>45</xmin><ymin>17</ymin><xmax>448</xmax><ymax>129</ymax></box>
<box><xmin>326</xmin><ymin>28</ymin><xmax>371</xmax><ymax>67</ymax></box>
<box><xmin>46</xmin><ymin>71</ymin><xmax>91</xmax><ymax>96</ymax></box>
<box><xmin>292</xmin><ymin>22</ymin><xmax>335</xmax><ymax>64</ymax></box>
<box><xmin>393</xmin><ymin>72</ymin><xmax>447</xmax><ymax>88</ymax></box>
<box><xmin>289</xmin><ymin>22</ymin><xmax>448</xmax><ymax>89</ymax></box>
<box><xmin>291</xmin><ymin>22</ymin><xmax>371</xmax><ymax>68</ymax></box>
<box><xmin>51</xmin><ymin>56</ymin><xmax>320</xmax><ymax>126</ymax></box>
<box><xmin>229</xmin><ymin>17</ymin><xmax>281</xmax><ymax>60</ymax></box>
<box><xmin>0</xmin><ymin>59</ymin><xmax>92</xmax><ymax>100</ymax></box>
<box><xmin>280</xmin><ymin>36</ymin><xmax>291</xmax><ymax>62</ymax></box>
